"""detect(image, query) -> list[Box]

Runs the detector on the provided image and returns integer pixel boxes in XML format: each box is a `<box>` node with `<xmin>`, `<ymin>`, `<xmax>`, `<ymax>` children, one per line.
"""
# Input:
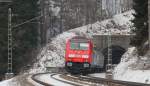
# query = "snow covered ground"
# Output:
<box><xmin>32</xmin><ymin>73</ymin><xmax>103</xmax><ymax>86</ymax></box>
<box><xmin>89</xmin><ymin>52</ymin><xmax>150</xmax><ymax>84</ymax></box>
<box><xmin>113</xmin><ymin>47</ymin><xmax>150</xmax><ymax>84</ymax></box>
<box><xmin>29</xmin><ymin>10</ymin><xmax>134</xmax><ymax>73</ymax></box>
<box><xmin>34</xmin><ymin>73</ymin><xmax>72</xmax><ymax>86</ymax></box>
<box><xmin>88</xmin><ymin>73</ymin><xmax>106</xmax><ymax>78</ymax></box>
<box><xmin>0</xmin><ymin>74</ymin><xmax>37</xmax><ymax>86</ymax></box>
<box><xmin>0</xmin><ymin>79</ymin><xmax>15</xmax><ymax>86</ymax></box>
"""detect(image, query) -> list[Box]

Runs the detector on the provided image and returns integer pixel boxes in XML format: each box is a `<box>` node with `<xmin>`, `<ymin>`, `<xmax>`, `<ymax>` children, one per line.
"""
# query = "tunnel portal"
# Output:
<box><xmin>102</xmin><ymin>45</ymin><xmax>126</xmax><ymax>65</ymax></box>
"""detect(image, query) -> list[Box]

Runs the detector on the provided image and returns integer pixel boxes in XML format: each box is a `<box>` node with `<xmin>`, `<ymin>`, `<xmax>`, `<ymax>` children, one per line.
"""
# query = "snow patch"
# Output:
<box><xmin>70</xmin><ymin>10</ymin><xmax>134</xmax><ymax>36</ymax></box>
<box><xmin>0</xmin><ymin>78</ymin><xmax>20</xmax><ymax>86</ymax></box>
<box><xmin>88</xmin><ymin>73</ymin><xmax>106</xmax><ymax>78</ymax></box>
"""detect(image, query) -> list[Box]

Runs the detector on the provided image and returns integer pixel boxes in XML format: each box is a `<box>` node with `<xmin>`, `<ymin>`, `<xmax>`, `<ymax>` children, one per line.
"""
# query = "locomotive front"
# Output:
<box><xmin>65</xmin><ymin>36</ymin><xmax>93</xmax><ymax>74</ymax></box>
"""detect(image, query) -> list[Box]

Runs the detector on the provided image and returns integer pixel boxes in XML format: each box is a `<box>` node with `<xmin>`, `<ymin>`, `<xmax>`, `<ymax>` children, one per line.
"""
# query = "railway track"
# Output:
<box><xmin>67</xmin><ymin>74</ymin><xmax>150</xmax><ymax>86</ymax></box>
<box><xmin>32</xmin><ymin>73</ymin><xmax>150</xmax><ymax>86</ymax></box>
<box><xmin>31</xmin><ymin>73</ymin><xmax>52</xmax><ymax>86</ymax></box>
<box><xmin>50</xmin><ymin>73</ymin><xmax>84</xmax><ymax>86</ymax></box>
<box><xmin>31</xmin><ymin>73</ymin><xmax>84</xmax><ymax>86</ymax></box>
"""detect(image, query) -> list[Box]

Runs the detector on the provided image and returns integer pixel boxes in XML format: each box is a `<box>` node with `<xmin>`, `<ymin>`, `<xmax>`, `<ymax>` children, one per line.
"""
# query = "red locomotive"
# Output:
<box><xmin>65</xmin><ymin>36</ymin><xmax>104</xmax><ymax>74</ymax></box>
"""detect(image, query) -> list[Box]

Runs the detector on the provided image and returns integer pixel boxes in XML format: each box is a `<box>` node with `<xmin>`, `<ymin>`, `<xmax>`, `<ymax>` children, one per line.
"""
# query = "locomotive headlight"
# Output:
<box><xmin>84</xmin><ymin>63</ymin><xmax>89</xmax><ymax>67</ymax></box>
<box><xmin>82</xmin><ymin>55</ymin><xmax>89</xmax><ymax>58</ymax></box>
<box><xmin>67</xmin><ymin>62</ymin><xmax>72</xmax><ymax>66</ymax></box>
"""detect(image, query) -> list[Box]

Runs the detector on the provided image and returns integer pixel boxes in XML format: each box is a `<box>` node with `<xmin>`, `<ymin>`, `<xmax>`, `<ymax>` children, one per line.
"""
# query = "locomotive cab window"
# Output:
<box><xmin>70</xmin><ymin>42</ymin><xmax>89</xmax><ymax>50</ymax></box>
<box><xmin>70</xmin><ymin>42</ymin><xmax>79</xmax><ymax>50</ymax></box>
<box><xmin>80</xmin><ymin>43</ymin><xmax>89</xmax><ymax>50</ymax></box>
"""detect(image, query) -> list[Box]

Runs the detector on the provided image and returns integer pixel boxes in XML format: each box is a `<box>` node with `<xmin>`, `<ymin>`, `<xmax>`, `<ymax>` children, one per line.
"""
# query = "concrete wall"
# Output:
<box><xmin>92</xmin><ymin>34</ymin><xmax>132</xmax><ymax>66</ymax></box>
<box><xmin>92</xmin><ymin>35</ymin><xmax>132</xmax><ymax>52</ymax></box>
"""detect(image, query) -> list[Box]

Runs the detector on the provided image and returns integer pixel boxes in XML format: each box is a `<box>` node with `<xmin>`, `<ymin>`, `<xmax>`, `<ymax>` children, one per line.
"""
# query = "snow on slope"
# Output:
<box><xmin>113</xmin><ymin>47</ymin><xmax>150</xmax><ymax>84</ymax></box>
<box><xmin>29</xmin><ymin>10</ymin><xmax>134</xmax><ymax>73</ymax></box>
<box><xmin>70</xmin><ymin>10</ymin><xmax>134</xmax><ymax>36</ymax></box>
<box><xmin>0</xmin><ymin>78</ymin><xmax>20</xmax><ymax>86</ymax></box>
<box><xmin>0</xmin><ymin>79</ymin><xmax>12</xmax><ymax>86</ymax></box>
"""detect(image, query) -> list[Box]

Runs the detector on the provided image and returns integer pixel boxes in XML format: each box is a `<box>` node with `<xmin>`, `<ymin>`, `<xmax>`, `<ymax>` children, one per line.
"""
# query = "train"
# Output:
<box><xmin>65</xmin><ymin>36</ymin><xmax>104</xmax><ymax>74</ymax></box>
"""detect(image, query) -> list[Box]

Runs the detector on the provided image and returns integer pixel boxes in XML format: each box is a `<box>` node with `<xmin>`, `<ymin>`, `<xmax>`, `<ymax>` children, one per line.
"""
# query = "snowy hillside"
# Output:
<box><xmin>113</xmin><ymin>47</ymin><xmax>150</xmax><ymax>84</ymax></box>
<box><xmin>69</xmin><ymin>10</ymin><xmax>134</xmax><ymax>36</ymax></box>
<box><xmin>29</xmin><ymin>10</ymin><xmax>134</xmax><ymax>73</ymax></box>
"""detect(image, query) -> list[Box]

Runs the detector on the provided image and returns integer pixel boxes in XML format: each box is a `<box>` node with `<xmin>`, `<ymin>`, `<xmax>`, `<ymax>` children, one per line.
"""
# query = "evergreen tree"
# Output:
<box><xmin>131</xmin><ymin>0</ymin><xmax>148</xmax><ymax>47</ymax></box>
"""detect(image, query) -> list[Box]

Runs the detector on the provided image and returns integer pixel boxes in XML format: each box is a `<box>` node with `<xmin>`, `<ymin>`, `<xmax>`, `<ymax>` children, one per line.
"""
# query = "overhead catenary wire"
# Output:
<box><xmin>12</xmin><ymin>15</ymin><xmax>43</xmax><ymax>29</ymax></box>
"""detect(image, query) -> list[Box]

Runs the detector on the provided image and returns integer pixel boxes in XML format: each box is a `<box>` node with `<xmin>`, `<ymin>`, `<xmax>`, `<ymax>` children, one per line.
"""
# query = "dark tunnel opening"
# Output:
<box><xmin>102</xmin><ymin>45</ymin><xmax>126</xmax><ymax>67</ymax></box>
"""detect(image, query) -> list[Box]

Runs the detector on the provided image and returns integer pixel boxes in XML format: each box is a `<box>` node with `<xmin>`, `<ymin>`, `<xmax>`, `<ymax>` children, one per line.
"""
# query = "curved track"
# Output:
<box><xmin>31</xmin><ymin>73</ymin><xmax>52</xmax><ymax>86</ymax></box>
<box><xmin>31</xmin><ymin>73</ymin><xmax>150</xmax><ymax>86</ymax></box>
<box><xmin>50</xmin><ymin>73</ymin><xmax>84</xmax><ymax>86</ymax></box>
<box><xmin>31</xmin><ymin>73</ymin><xmax>84</xmax><ymax>86</ymax></box>
<box><xmin>70</xmin><ymin>74</ymin><xmax>150</xmax><ymax>86</ymax></box>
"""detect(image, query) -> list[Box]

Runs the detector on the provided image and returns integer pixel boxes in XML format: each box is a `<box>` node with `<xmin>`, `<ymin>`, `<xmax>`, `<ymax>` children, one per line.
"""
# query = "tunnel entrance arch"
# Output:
<box><xmin>102</xmin><ymin>45</ymin><xmax>126</xmax><ymax>67</ymax></box>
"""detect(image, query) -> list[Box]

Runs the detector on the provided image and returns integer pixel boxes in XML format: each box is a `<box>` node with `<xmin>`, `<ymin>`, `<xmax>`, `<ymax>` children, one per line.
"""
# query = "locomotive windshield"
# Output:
<box><xmin>70</xmin><ymin>42</ymin><xmax>89</xmax><ymax>50</ymax></box>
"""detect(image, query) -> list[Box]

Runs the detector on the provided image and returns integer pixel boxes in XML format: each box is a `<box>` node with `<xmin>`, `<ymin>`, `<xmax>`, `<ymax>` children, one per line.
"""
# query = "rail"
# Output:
<box><xmin>31</xmin><ymin>73</ymin><xmax>150</xmax><ymax>86</ymax></box>
<box><xmin>31</xmin><ymin>73</ymin><xmax>81</xmax><ymax>86</ymax></box>
<box><xmin>31</xmin><ymin>73</ymin><xmax>52</xmax><ymax>86</ymax></box>
<box><xmin>79</xmin><ymin>75</ymin><xmax>150</xmax><ymax>86</ymax></box>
